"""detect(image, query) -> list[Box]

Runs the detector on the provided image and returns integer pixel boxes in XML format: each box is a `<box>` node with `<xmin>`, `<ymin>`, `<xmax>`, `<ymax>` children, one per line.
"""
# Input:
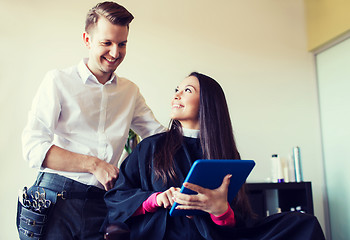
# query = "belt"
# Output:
<box><xmin>58</xmin><ymin>189</ymin><xmax>106</xmax><ymax>200</ymax></box>
<box><xmin>38</xmin><ymin>172</ymin><xmax>106</xmax><ymax>200</ymax></box>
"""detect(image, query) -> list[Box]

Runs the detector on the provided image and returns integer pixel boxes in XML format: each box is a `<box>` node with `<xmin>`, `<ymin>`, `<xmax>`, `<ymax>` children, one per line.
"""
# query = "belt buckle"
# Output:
<box><xmin>57</xmin><ymin>190</ymin><xmax>67</xmax><ymax>200</ymax></box>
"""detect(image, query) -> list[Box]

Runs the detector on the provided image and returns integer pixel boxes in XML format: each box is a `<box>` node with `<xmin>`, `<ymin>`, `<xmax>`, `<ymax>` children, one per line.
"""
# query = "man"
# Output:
<box><xmin>21</xmin><ymin>2</ymin><xmax>164</xmax><ymax>239</ymax></box>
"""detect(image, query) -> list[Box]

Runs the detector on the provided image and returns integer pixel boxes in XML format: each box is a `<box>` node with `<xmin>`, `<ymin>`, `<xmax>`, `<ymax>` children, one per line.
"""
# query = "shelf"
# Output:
<box><xmin>245</xmin><ymin>182</ymin><xmax>313</xmax><ymax>218</ymax></box>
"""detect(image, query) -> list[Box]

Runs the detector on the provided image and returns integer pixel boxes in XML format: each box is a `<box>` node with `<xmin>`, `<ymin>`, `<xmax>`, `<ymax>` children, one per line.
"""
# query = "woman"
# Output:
<box><xmin>103</xmin><ymin>72</ymin><xmax>325</xmax><ymax>240</ymax></box>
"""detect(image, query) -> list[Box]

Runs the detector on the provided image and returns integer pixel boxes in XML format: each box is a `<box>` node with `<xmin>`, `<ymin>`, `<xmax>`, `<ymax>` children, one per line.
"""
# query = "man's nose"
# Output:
<box><xmin>109</xmin><ymin>45</ymin><xmax>119</xmax><ymax>58</ymax></box>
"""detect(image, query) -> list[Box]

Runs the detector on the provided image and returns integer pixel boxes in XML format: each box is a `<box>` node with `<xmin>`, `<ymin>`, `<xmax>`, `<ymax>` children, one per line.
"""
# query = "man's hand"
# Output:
<box><xmin>90</xmin><ymin>158</ymin><xmax>119</xmax><ymax>191</ymax></box>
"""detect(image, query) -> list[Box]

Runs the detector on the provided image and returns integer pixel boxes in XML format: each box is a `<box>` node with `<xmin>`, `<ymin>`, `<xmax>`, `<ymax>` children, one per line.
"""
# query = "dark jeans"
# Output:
<box><xmin>37</xmin><ymin>172</ymin><xmax>107</xmax><ymax>240</ymax></box>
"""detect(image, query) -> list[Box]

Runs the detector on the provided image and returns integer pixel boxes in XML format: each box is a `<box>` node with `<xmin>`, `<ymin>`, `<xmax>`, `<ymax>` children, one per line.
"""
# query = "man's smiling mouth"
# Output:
<box><xmin>104</xmin><ymin>57</ymin><xmax>117</xmax><ymax>63</ymax></box>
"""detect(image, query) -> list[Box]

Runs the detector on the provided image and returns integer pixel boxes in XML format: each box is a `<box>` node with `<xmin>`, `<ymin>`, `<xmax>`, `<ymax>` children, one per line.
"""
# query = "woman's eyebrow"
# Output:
<box><xmin>185</xmin><ymin>85</ymin><xmax>197</xmax><ymax>90</ymax></box>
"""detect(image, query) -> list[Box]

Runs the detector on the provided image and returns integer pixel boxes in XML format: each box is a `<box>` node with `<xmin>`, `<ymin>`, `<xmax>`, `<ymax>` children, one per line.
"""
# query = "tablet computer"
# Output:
<box><xmin>169</xmin><ymin>159</ymin><xmax>255</xmax><ymax>217</ymax></box>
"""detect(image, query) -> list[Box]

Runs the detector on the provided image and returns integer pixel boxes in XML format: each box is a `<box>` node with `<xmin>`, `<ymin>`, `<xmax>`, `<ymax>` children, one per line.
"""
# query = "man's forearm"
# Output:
<box><xmin>42</xmin><ymin>145</ymin><xmax>119</xmax><ymax>190</ymax></box>
<box><xmin>42</xmin><ymin>145</ymin><xmax>98</xmax><ymax>173</ymax></box>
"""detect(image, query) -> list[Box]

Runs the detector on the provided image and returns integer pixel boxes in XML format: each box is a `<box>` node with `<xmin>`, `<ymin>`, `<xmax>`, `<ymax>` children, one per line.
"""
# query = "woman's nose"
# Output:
<box><xmin>174</xmin><ymin>91</ymin><xmax>181</xmax><ymax>100</ymax></box>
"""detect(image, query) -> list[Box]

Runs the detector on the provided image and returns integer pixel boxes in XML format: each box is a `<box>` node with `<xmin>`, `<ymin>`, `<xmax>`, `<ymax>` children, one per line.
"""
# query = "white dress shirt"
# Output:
<box><xmin>22</xmin><ymin>58</ymin><xmax>164</xmax><ymax>188</ymax></box>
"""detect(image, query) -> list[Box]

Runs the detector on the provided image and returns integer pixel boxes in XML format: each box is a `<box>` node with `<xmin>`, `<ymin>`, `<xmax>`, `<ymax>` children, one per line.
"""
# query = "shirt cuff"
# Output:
<box><xmin>143</xmin><ymin>192</ymin><xmax>161</xmax><ymax>213</ymax></box>
<box><xmin>132</xmin><ymin>192</ymin><xmax>161</xmax><ymax>216</ymax></box>
<box><xmin>210</xmin><ymin>202</ymin><xmax>236</xmax><ymax>227</ymax></box>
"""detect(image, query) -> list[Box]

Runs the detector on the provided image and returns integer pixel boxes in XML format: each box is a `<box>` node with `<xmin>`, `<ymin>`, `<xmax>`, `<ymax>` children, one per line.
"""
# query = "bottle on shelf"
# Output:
<box><xmin>271</xmin><ymin>154</ymin><xmax>284</xmax><ymax>183</ymax></box>
<box><xmin>293</xmin><ymin>146</ymin><xmax>303</xmax><ymax>182</ymax></box>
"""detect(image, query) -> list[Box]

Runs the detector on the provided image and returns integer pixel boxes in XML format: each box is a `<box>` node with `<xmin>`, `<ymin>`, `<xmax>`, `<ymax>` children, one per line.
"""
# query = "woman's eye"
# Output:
<box><xmin>175</xmin><ymin>88</ymin><xmax>179</xmax><ymax>93</ymax></box>
<box><xmin>185</xmin><ymin>88</ymin><xmax>192</xmax><ymax>93</ymax></box>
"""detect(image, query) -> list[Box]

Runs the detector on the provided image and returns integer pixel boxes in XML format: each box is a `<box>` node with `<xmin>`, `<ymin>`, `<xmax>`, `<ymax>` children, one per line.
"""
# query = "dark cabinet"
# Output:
<box><xmin>245</xmin><ymin>182</ymin><xmax>314</xmax><ymax>218</ymax></box>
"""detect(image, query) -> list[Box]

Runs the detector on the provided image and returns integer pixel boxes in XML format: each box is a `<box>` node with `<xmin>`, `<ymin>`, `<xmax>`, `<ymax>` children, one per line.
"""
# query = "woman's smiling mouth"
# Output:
<box><xmin>172</xmin><ymin>104</ymin><xmax>184</xmax><ymax>109</ymax></box>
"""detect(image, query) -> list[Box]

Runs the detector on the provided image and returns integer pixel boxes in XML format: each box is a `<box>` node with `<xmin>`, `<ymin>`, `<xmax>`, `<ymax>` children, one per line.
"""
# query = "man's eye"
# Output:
<box><xmin>102</xmin><ymin>42</ymin><xmax>111</xmax><ymax>46</ymax></box>
<box><xmin>119</xmin><ymin>43</ymin><xmax>126</xmax><ymax>47</ymax></box>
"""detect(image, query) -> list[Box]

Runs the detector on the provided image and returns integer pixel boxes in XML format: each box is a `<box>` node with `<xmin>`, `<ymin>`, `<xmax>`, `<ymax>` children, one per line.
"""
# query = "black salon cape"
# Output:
<box><xmin>104</xmin><ymin>133</ymin><xmax>325</xmax><ymax>240</ymax></box>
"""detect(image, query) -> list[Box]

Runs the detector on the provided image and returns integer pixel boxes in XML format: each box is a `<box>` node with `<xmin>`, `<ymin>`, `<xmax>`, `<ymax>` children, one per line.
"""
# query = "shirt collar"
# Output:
<box><xmin>78</xmin><ymin>58</ymin><xmax>117</xmax><ymax>85</ymax></box>
<box><xmin>182</xmin><ymin>128</ymin><xmax>200</xmax><ymax>138</ymax></box>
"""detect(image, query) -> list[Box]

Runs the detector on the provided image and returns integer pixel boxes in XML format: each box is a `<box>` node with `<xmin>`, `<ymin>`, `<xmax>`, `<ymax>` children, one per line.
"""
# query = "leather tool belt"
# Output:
<box><xmin>16</xmin><ymin>184</ymin><xmax>105</xmax><ymax>239</ymax></box>
<box><xmin>16</xmin><ymin>185</ymin><xmax>59</xmax><ymax>240</ymax></box>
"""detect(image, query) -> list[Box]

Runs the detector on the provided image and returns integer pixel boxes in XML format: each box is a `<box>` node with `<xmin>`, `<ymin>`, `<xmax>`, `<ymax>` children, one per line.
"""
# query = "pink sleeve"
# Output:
<box><xmin>210</xmin><ymin>203</ymin><xmax>236</xmax><ymax>227</ymax></box>
<box><xmin>132</xmin><ymin>192</ymin><xmax>161</xmax><ymax>216</ymax></box>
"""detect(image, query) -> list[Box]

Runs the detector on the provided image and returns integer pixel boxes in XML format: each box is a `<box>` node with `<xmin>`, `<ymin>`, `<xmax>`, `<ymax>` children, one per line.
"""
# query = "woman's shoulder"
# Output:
<box><xmin>122</xmin><ymin>132</ymin><xmax>168</xmax><ymax>167</ymax></box>
<box><xmin>126</xmin><ymin>132</ymin><xmax>168</xmax><ymax>163</ymax></box>
<box><xmin>138</xmin><ymin>132</ymin><xmax>168</xmax><ymax>146</ymax></box>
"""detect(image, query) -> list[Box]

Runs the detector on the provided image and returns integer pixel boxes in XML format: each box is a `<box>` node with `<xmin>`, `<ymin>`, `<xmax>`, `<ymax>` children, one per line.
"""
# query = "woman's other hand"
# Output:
<box><xmin>173</xmin><ymin>174</ymin><xmax>232</xmax><ymax>216</ymax></box>
<box><xmin>156</xmin><ymin>187</ymin><xmax>181</xmax><ymax>209</ymax></box>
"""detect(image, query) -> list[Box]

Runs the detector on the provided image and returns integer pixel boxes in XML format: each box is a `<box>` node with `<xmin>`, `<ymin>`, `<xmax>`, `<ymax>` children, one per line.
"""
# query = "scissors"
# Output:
<box><xmin>33</xmin><ymin>187</ymin><xmax>52</xmax><ymax>212</ymax></box>
<box><xmin>18</xmin><ymin>187</ymin><xmax>32</xmax><ymax>208</ymax></box>
<box><xmin>34</xmin><ymin>187</ymin><xmax>46</xmax><ymax>200</ymax></box>
<box><xmin>38</xmin><ymin>199</ymin><xmax>52</xmax><ymax>209</ymax></box>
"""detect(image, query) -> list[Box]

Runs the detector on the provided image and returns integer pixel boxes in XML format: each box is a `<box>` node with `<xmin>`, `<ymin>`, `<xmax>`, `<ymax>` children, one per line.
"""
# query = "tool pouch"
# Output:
<box><xmin>16</xmin><ymin>185</ymin><xmax>58</xmax><ymax>240</ymax></box>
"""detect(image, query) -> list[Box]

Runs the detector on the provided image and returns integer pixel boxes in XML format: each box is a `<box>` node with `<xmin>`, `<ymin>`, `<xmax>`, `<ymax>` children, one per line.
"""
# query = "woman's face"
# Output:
<box><xmin>171</xmin><ymin>76</ymin><xmax>200</xmax><ymax>129</ymax></box>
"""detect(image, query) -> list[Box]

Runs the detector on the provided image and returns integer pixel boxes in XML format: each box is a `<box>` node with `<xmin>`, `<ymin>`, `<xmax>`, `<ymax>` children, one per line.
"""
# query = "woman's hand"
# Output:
<box><xmin>173</xmin><ymin>174</ymin><xmax>232</xmax><ymax>216</ymax></box>
<box><xmin>156</xmin><ymin>187</ymin><xmax>181</xmax><ymax>209</ymax></box>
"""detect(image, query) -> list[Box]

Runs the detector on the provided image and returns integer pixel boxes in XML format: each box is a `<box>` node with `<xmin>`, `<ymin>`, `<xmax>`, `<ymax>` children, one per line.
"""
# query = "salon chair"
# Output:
<box><xmin>104</xmin><ymin>222</ymin><xmax>130</xmax><ymax>240</ymax></box>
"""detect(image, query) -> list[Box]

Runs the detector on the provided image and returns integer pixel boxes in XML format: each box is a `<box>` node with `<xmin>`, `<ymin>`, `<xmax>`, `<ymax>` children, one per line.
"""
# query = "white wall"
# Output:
<box><xmin>316</xmin><ymin>37</ymin><xmax>350</xmax><ymax>240</ymax></box>
<box><xmin>0</xmin><ymin>0</ymin><xmax>326</xmax><ymax>238</ymax></box>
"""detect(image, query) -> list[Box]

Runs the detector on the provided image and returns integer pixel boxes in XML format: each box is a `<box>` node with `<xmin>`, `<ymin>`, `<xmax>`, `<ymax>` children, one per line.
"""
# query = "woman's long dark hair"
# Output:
<box><xmin>153</xmin><ymin>72</ymin><xmax>255</xmax><ymax>220</ymax></box>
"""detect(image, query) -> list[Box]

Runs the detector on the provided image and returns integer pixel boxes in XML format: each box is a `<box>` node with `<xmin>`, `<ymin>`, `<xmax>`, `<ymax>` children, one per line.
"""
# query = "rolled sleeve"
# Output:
<box><xmin>22</xmin><ymin>118</ymin><xmax>55</xmax><ymax>169</ymax></box>
<box><xmin>131</xmin><ymin>88</ymin><xmax>165</xmax><ymax>138</ymax></box>
<box><xmin>22</xmin><ymin>71</ymin><xmax>61</xmax><ymax>169</ymax></box>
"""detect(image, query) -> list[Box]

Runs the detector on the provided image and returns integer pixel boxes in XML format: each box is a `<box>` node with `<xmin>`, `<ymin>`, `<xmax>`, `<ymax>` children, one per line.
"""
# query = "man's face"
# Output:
<box><xmin>83</xmin><ymin>17</ymin><xmax>129</xmax><ymax>84</ymax></box>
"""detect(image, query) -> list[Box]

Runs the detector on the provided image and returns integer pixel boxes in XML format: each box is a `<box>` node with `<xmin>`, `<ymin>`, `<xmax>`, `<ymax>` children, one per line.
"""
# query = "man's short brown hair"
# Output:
<box><xmin>85</xmin><ymin>1</ymin><xmax>134</xmax><ymax>33</ymax></box>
